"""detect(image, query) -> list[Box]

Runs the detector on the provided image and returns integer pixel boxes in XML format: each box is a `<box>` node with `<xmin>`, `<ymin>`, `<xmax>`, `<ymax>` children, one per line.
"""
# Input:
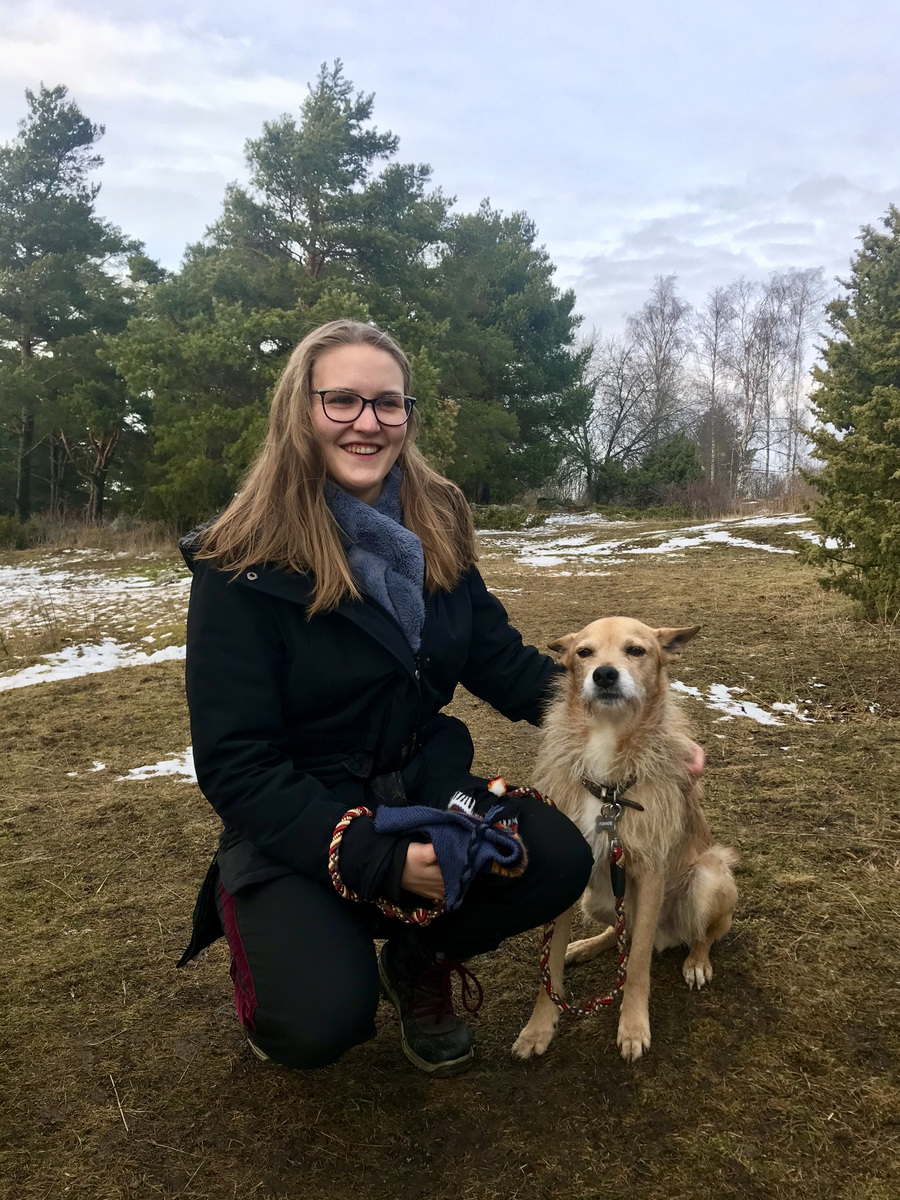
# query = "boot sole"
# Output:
<box><xmin>378</xmin><ymin>950</ymin><xmax>474</xmax><ymax>1078</ymax></box>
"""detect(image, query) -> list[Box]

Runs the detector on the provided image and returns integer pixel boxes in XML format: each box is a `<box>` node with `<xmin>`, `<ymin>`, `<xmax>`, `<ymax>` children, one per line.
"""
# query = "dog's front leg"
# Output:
<box><xmin>511</xmin><ymin>906</ymin><xmax>574</xmax><ymax>1060</ymax></box>
<box><xmin>617</xmin><ymin>871</ymin><xmax>665</xmax><ymax>1062</ymax></box>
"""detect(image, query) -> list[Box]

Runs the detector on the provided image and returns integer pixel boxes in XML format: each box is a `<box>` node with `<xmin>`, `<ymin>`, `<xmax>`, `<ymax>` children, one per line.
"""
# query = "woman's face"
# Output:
<box><xmin>309</xmin><ymin>343</ymin><xmax>408</xmax><ymax>505</ymax></box>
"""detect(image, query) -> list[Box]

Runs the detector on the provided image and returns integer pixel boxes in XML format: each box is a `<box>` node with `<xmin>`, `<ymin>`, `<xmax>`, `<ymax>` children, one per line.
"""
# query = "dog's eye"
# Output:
<box><xmin>576</xmin><ymin>647</ymin><xmax>593</xmax><ymax>658</ymax></box>
<box><xmin>626</xmin><ymin>645</ymin><xmax>646</xmax><ymax>657</ymax></box>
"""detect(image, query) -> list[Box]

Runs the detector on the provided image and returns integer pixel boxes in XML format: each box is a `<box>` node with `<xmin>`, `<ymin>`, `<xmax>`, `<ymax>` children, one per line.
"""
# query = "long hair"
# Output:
<box><xmin>195</xmin><ymin>319</ymin><xmax>477</xmax><ymax>614</ymax></box>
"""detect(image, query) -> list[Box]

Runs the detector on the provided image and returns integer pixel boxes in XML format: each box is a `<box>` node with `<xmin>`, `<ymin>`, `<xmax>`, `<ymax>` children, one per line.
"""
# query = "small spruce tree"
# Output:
<box><xmin>803</xmin><ymin>206</ymin><xmax>900</xmax><ymax>620</ymax></box>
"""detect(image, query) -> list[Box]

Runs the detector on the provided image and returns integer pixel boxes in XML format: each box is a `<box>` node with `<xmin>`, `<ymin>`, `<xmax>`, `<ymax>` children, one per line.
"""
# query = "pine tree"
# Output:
<box><xmin>803</xmin><ymin>206</ymin><xmax>900</xmax><ymax>619</ymax></box>
<box><xmin>0</xmin><ymin>85</ymin><xmax>134</xmax><ymax>518</ymax></box>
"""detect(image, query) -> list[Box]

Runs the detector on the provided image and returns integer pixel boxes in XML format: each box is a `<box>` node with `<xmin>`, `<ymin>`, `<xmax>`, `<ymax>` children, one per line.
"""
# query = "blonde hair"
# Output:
<box><xmin>195</xmin><ymin>319</ymin><xmax>477</xmax><ymax>614</ymax></box>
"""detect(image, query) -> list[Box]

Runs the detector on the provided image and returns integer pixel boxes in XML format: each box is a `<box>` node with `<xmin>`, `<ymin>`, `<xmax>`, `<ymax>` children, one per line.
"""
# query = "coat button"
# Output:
<box><xmin>415</xmin><ymin>669</ymin><xmax>420</xmax><ymax>679</ymax></box>
<box><xmin>246</xmin><ymin>571</ymin><xmax>258</xmax><ymax>580</ymax></box>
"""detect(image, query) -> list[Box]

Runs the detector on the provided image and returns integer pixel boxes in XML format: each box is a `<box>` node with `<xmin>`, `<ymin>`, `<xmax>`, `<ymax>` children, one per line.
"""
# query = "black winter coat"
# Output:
<box><xmin>181</xmin><ymin>547</ymin><xmax>559</xmax><ymax>913</ymax></box>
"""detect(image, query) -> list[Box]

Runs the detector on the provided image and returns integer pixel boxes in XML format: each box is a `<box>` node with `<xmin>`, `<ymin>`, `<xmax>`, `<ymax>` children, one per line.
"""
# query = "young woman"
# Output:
<box><xmin>177</xmin><ymin>319</ymin><xmax>669</xmax><ymax>1077</ymax></box>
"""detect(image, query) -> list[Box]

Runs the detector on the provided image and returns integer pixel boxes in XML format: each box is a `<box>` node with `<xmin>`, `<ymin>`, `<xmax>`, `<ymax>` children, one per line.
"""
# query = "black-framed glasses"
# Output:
<box><xmin>314</xmin><ymin>389</ymin><xmax>416</xmax><ymax>427</ymax></box>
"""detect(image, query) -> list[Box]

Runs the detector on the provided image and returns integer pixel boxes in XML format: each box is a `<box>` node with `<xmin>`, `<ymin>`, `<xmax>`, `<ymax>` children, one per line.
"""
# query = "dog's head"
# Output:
<box><xmin>549</xmin><ymin>616</ymin><xmax>700</xmax><ymax>715</ymax></box>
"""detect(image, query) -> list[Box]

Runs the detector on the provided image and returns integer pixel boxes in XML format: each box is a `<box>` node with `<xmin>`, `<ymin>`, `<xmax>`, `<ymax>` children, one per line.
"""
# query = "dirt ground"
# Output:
<box><xmin>1</xmin><ymin>519</ymin><xmax>898</xmax><ymax>1200</ymax></box>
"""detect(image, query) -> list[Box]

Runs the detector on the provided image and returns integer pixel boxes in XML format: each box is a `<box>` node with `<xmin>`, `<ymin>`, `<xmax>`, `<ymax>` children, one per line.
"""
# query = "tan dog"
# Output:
<box><xmin>513</xmin><ymin>617</ymin><xmax>738</xmax><ymax>1063</ymax></box>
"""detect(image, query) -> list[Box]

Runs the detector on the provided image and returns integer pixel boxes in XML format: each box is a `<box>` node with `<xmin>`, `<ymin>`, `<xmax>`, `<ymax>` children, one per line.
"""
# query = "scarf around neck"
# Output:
<box><xmin>325</xmin><ymin>466</ymin><xmax>426</xmax><ymax>651</ymax></box>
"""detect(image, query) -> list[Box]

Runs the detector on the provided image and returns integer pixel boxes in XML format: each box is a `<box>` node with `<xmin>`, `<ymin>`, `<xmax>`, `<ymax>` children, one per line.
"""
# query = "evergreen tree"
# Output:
<box><xmin>803</xmin><ymin>206</ymin><xmax>900</xmax><ymax>619</ymax></box>
<box><xmin>0</xmin><ymin>85</ymin><xmax>134</xmax><ymax>518</ymax></box>
<box><xmin>118</xmin><ymin>67</ymin><xmax>581</xmax><ymax>524</ymax></box>
<box><xmin>435</xmin><ymin>202</ymin><xmax>582</xmax><ymax>499</ymax></box>
<box><xmin>627</xmin><ymin>431</ymin><xmax>703</xmax><ymax>505</ymax></box>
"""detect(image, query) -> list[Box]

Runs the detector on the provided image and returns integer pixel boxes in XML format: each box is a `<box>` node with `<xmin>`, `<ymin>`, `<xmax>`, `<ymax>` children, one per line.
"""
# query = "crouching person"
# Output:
<box><xmin>176</xmin><ymin>319</ymin><xmax>593</xmax><ymax>1076</ymax></box>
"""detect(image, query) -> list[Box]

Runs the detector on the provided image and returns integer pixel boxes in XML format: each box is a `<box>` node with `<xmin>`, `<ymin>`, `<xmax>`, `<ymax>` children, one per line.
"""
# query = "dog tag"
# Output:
<box><xmin>594</xmin><ymin>814</ymin><xmax>618</xmax><ymax>837</ymax></box>
<box><xmin>594</xmin><ymin>802</ymin><xmax>621</xmax><ymax>840</ymax></box>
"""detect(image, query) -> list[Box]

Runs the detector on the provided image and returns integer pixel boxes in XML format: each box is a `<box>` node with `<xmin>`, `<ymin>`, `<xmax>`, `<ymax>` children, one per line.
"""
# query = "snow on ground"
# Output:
<box><xmin>479</xmin><ymin>512</ymin><xmax>816</xmax><ymax>568</ymax></box>
<box><xmin>117</xmin><ymin>747</ymin><xmax>196</xmax><ymax>783</ymax></box>
<box><xmin>670</xmin><ymin>680</ymin><xmax>815</xmax><ymax>725</ymax></box>
<box><xmin>0</xmin><ymin>638</ymin><xmax>186</xmax><ymax>692</ymax></box>
<box><xmin>0</xmin><ymin>555</ymin><xmax>190</xmax><ymax>635</ymax></box>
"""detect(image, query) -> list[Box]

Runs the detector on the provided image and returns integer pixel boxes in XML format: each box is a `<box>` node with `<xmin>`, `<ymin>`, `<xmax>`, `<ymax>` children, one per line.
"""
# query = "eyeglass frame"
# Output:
<box><xmin>313</xmin><ymin>389</ymin><xmax>417</xmax><ymax>427</ymax></box>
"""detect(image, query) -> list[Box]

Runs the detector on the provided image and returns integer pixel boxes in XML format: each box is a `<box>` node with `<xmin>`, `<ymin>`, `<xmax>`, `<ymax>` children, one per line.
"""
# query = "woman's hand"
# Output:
<box><xmin>687</xmin><ymin>741</ymin><xmax>705</xmax><ymax>777</ymax></box>
<box><xmin>400</xmin><ymin>841</ymin><xmax>446</xmax><ymax>901</ymax></box>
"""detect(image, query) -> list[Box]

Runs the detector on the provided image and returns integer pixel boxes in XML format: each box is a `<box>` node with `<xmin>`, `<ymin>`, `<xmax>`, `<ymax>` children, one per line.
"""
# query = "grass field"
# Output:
<box><xmin>1</xmin><ymin>514</ymin><xmax>898</xmax><ymax>1200</ymax></box>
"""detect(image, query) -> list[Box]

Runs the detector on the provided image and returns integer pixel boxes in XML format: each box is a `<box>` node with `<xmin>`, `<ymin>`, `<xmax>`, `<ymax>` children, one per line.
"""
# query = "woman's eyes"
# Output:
<box><xmin>375</xmin><ymin>394</ymin><xmax>405</xmax><ymax>411</ymax></box>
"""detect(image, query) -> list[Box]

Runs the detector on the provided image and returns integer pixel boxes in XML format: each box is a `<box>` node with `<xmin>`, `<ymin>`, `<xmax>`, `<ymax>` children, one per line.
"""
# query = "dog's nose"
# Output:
<box><xmin>592</xmin><ymin>665</ymin><xmax>619</xmax><ymax>690</ymax></box>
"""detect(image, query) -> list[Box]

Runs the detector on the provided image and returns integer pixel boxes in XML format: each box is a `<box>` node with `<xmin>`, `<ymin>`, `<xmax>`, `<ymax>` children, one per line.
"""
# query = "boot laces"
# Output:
<box><xmin>411</xmin><ymin>959</ymin><xmax>484</xmax><ymax>1022</ymax></box>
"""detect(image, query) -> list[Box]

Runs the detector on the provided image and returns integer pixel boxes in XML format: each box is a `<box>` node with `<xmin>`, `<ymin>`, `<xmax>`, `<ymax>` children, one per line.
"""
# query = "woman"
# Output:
<box><xmin>177</xmin><ymin>319</ymin><xmax>647</xmax><ymax>1077</ymax></box>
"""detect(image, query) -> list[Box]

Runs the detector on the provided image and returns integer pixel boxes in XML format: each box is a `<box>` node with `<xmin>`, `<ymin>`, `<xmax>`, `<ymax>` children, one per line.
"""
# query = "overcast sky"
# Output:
<box><xmin>2</xmin><ymin>0</ymin><xmax>898</xmax><ymax>334</ymax></box>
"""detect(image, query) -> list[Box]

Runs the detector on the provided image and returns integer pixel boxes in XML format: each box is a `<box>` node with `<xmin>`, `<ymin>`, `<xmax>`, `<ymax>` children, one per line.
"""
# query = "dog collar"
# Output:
<box><xmin>580</xmin><ymin>775</ymin><xmax>644</xmax><ymax>811</ymax></box>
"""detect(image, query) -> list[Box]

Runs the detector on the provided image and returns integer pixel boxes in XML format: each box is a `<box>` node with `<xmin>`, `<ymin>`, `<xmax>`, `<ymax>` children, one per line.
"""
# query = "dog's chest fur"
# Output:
<box><xmin>535</xmin><ymin>713</ymin><xmax>688</xmax><ymax>872</ymax></box>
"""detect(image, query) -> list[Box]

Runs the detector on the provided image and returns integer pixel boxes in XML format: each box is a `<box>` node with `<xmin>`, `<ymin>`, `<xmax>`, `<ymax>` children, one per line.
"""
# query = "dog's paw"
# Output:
<box><xmin>617</xmin><ymin>1015</ymin><xmax>651</xmax><ymax>1062</ymax></box>
<box><xmin>512</xmin><ymin>1021</ymin><xmax>557</xmax><ymax>1060</ymax></box>
<box><xmin>683</xmin><ymin>954</ymin><xmax>713</xmax><ymax>989</ymax></box>
<box><xmin>564</xmin><ymin>926</ymin><xmax>616</xmax><ymax>966</ymax></box>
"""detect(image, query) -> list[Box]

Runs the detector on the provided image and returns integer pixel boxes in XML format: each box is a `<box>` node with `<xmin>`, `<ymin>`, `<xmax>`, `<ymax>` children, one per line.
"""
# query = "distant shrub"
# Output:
<box><xmin>594</xmin><ymin>503</ymin><xmax>690</xmax><ymax>521</ymax></box>
<box><xmin>471</xmin><ymin>504</ymin><xmax>546</xmax><ymax>531</ymax></box>
<box><xmin>0</xmin><ymin>516</ymin><xmax>46</xmax><ymax>549</ymax></box>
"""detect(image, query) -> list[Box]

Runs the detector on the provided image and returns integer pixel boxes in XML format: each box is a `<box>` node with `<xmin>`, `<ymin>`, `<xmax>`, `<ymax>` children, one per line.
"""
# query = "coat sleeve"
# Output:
<box><xmin>458</xmin><ymin>566</ymin><xmax>562</xmax><ymax>725</ymax></box>
<box><xmin>185</xmin><ymin>561</ymin><xmax>398</xmax><ymax>898</ymax></box>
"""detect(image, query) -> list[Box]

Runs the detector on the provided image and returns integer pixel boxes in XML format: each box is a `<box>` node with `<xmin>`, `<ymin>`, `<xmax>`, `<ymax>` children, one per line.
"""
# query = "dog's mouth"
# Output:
<box><xmin>589</xmin><ymin>688</ymin><xmax>629</xmax><ymax>707</ymax></box>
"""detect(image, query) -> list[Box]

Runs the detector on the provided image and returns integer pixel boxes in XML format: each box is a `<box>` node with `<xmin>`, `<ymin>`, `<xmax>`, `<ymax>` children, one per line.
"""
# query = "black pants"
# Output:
<box><xmin>216</xmin><ymin>795</ymin><xmax>593</xmax><ymax>1069</ymax></box>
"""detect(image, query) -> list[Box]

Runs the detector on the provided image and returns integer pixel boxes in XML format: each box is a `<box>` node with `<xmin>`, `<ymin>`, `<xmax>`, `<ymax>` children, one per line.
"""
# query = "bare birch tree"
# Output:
<box><xmin>626</xmin><ymin>274</ymin><xmax>693</xmax><ymax>447</ymax></box>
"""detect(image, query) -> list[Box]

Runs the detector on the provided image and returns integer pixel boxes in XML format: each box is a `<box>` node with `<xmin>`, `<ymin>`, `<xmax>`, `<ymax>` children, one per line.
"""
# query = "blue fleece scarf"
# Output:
<box><xmin>374</xmin><ymin>793</ymin><xmax>528</xmax><ymax>911</ymax></box>
<box><xmin>326</xmin><ymin>466</ymin><xmax>426</xmax><ymax>651</ymax></box>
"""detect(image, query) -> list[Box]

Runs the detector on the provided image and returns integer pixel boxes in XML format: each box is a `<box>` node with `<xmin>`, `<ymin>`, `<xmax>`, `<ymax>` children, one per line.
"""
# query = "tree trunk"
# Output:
<box><xmin>15</xmin><ymin>401</ymin><xmax>35</xmax><ymax>521</ymax></box>
<box><xmin>15</xmin><ymin>332</ymin><xmax>35</xmax><ymax>521</ymax></box>
<box><xmin>48</xmin><ymin>436</ymin><xmax>66</xmax><ymax>516</ymax></box>
<box><xmin>86</xmin><ymin>471</ymin><xmax>106</xmax><ymax>522</ymax></box>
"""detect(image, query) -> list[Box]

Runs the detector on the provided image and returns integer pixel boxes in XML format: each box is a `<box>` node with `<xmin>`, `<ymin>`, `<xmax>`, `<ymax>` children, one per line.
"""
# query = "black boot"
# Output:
<box><xmin>378</xmin><ymin>934</ymin><xmax>483</xmax><ymax>1077</ymax></box>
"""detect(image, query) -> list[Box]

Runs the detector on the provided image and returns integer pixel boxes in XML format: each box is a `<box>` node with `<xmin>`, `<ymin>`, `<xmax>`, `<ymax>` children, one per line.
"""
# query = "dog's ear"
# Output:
<box><xmin>655</xmin><ymin>625</ymin><xmax>701</xmax><ymax>657</ymax></box>
<box><xmin>548</xmin><ymin>633</ymin><xmax>575</xmax><ymax>656</ymax></box>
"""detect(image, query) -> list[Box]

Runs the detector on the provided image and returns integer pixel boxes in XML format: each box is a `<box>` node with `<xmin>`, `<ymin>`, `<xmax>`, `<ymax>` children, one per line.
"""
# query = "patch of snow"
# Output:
<box><xmin>0</xmin><ymin>559</ymin><xmax>190</xmax><ymax>635</ymax></box>
<box><xmin>671</xmin><ymin>679</ymin><xmax>815</xmax><ymax>726</ymax></box>
<box><xmin>500</xmin><ymin>514</ymin><xmax>808</xmax><ymax>568</ymax></box>
<box><xmin>516</xmin><ymin>555</ymin><xmax>568</xmax><ymax>567</ymax></box>
<box><xmin>771</xmin><ymin>701</ymin><xmax>816</xmax><ymax>723</ymax></box>
<box><xmin>790</xmin><ymin>529</ymin><xmax>841</xmax><ymax>550</ymax></box>
<box><xmin>736</xmin><ymin>515</ymin><xmax>812</xmax><ymax>527</ymax></box>
<box><xmin>0</xmin><ymin>638</ymin><xmax>186</xmax><ymax>692</ymax></box>
<box><xmin>117</xmin><ymin>747</ymin><xmax>196</xmax><ymax>782</ymax></box>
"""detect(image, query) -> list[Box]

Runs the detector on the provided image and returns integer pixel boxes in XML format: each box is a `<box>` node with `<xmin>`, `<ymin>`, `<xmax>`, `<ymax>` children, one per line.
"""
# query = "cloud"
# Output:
<box><xmin>0</xmin><ymin>0</ymin><xmax>308</xmax><ymax>259</ymax></box>
<box><xmin>557</xmin><ymin>167</ymin><xmax>899</xmax><ymax>332</ymax></box>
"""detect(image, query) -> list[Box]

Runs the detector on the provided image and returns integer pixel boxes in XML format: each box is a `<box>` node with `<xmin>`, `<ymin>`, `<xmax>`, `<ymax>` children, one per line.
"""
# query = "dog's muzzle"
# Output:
<box><xmin>588</xmin><ymin>664</ymin><xmax>627</xmax><ymax>705</ymax></box>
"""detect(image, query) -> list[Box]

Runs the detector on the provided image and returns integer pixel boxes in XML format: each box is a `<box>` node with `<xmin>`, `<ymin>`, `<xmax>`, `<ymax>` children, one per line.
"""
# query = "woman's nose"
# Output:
<box><xmin>351</xmin><ymin>401</ymin><xmax>382</xmax><ymax>432</ymax></box>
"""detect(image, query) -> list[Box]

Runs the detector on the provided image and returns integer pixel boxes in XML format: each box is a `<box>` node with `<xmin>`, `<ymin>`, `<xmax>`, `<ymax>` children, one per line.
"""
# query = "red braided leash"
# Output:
<box><xmin>328</xmin><ymin>806</ymin><xmax>445</xmax><ymax>926</ymax></box>
<box><xmin>539</xmin><ymin>842</ymin><xmax>628</xmax><ymax>1016</ymax></box>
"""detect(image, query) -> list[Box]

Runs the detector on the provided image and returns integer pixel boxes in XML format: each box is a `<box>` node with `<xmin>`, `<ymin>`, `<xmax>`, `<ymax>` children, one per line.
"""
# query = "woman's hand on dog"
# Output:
<box><xmin>401</xmin><ymin>841</ymin><xmax>446</xmax><ymax>901</ymax></box>
<box><xmin>688</xmin><ymin>741</ymin><xmax>705</xmax><ymax>776</ymax></box>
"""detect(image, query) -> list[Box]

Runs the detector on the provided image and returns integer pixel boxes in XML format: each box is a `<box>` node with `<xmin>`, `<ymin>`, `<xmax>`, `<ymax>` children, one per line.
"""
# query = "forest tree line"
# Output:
<box><xmin>1</xmin><ymin>66</ymin><xmax>829</xmax><ymax>529</ymax></box>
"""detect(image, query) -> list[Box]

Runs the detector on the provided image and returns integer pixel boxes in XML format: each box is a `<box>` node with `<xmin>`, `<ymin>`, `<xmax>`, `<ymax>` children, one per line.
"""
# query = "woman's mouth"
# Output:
<box><xmin>340</xmin><ymin>444</ymin><xmax>381</xmax><ymax>456</ymax></box>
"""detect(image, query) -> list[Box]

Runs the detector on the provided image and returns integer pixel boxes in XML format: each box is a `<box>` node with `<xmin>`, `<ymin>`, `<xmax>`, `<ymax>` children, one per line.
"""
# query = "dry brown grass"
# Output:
<box><xmin>2</xmin><ymin>515</ymin><xmax>177</xmax><ymax>557</ymax></box>
<box><xmin>1</xmin><ymin>532</ymin><xmax>898</xmax><ymax>1200</ymax></box>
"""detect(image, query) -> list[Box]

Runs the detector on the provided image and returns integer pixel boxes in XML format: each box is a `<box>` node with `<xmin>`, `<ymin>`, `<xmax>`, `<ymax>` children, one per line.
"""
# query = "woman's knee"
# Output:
<box><xmin>524</xmin><ymin>801</ymin><xmax>594</xmax><ymax>907</ymax></box>
<box><xmin>250</xmin><ymin>993</ymin><xmax>379</xmax><ymax>1069</ymax></box>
